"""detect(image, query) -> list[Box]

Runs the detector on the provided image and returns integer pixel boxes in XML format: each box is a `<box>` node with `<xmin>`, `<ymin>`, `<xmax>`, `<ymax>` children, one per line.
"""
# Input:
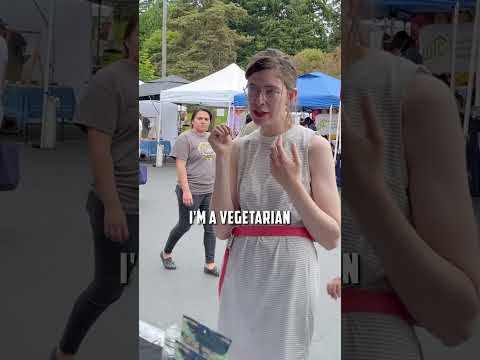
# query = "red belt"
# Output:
<box><xmin>218</xmin><ymin>226</ymin><xmax>314</xmax><ymax>296</ymax></box>
<box><xmin>218</xmin><ymin>225</ymin><xmax>416</xmax><ymax>325</ymax></box>
<box><xmin>343</xmin><ymin>288</ymin><xmax>416</xmax><ymax>325</ymax></box>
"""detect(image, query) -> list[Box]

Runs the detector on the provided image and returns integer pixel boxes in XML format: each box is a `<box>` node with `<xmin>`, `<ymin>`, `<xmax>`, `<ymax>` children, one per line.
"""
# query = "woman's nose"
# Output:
<box><xmin>255</xmin><ymin>92</ymin><xmax>267</xmax><ymax>105</ymax></box>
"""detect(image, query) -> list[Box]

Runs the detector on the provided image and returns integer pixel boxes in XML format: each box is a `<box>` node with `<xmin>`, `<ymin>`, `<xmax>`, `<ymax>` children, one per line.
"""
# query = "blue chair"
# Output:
<box><xmin>23</xmin><ymin>88</ymin><xmax>44</xmax><ymax>143</ymax></box>
<box><xmin>140</xmin><ymin>140</ymin><xmax>156</xmax><ymax>159</ymax></box>
<box><xmin>159</xmin><ymin>140</ymin><xmax>171</xmax><ymax>156</ymax></box>
<box><xmin>2</xmin><ymin>87</ymin><xmax>25</xmax><ymax>127</ymax></box>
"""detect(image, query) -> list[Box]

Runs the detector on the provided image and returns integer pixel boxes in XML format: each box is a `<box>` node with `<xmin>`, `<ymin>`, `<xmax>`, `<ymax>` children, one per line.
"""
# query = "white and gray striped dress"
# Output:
<box><xmin>217</xmin><ymin>125</ymin><xmax>320</xmax><ymax>360</ymax></box>
<box><xmin>342</xmin><ymin>51</ymin><xmax>428</xmax><ymax>359</ymax></box>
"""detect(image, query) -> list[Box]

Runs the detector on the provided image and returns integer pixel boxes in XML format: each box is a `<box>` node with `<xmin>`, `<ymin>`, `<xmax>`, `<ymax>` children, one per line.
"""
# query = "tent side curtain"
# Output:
<box><xmin>159</xmin><ymin>90</ymin><xmax>238</xmax><ymax>108</ymax></box>
<box><xmin>233</xmin><ymin>94</ymin><xmax>340</xmax><ymax>110</ymax></box>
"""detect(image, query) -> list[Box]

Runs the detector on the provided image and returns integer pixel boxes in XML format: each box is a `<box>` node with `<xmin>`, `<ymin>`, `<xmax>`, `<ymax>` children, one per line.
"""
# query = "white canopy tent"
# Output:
<box><xmin>160</xmin><ymin>63</ymin><xmax>247</xmax><ymax>107</ymax></box>
<box><xmin>156</xmin><ymin>63</ymin><xmax>247</xmax><ymax>166</ymax></box>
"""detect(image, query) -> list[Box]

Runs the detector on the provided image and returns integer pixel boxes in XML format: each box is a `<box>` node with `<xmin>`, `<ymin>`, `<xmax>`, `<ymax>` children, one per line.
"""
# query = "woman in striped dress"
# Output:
<box><xmin>341</xmin><ymin>1</ymin><xmax>480</xmax><ymax>358</ymax></box>
<box><xmin>208</xmin><ymin>49</ymin><xmax>341</xmax><ymax>360</ymax></box>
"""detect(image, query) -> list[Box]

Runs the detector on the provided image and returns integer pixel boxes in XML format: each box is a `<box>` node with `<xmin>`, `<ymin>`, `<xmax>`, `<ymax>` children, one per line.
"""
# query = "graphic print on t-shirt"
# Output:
<box><xmin>197</xmin><ymin>142</ymin><xmax>216</xmax><ymax>160</ymax></box>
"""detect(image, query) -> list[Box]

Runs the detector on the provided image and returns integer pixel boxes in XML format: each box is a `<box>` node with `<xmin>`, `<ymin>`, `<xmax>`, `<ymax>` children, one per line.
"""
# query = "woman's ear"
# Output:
<box><xmin>288</xmin><ymin>88</ymin><xmax>298</xmax><ymax>102</ymax></box>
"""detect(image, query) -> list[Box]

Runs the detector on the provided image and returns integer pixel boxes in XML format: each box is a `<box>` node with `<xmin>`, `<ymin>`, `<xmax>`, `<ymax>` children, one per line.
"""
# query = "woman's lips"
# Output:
<box><xmin>253</xmin><ymin>110</ymin><xmax>269</xmax><ymax>118</ymax></box>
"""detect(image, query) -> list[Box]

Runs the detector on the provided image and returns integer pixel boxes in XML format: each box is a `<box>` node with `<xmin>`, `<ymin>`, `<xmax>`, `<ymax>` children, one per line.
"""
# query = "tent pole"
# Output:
<box><xmin>328</xmin><ymin>105</ymin><xmax>333</xmax><ymax>142</ymax></box>
<box><xmin>40</xmin><ymin>0</ymin><xmax>55</xmax><ymax>149</ymax></box>
<box><xmin>334</xmin><ymin>104</ymin><xmax>341</xmax><ymax>163</ymax></box>
<box><xmin>226</xmin><ymin>102</ymin><xmax>232</xmax><ymax>135</ymax></box>
<box><xmin>155</xmin><ymin>101</ymin><xmax>164</xmax><ymax>167</ymax></box>
<box><xmin>463</xmin><ymin>0</ymin><xmax>480</xmax><ymax>138</ymax></box>
<box><xmin>450</xmin><ymin>0</ymin><xmax>460</xmax><ymax>91</ymax></box>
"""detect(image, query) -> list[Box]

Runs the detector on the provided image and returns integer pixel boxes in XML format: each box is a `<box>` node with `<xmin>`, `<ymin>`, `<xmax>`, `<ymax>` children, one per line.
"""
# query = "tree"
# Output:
<box><xmin>167</xmin><ymin>0</ymin><xmax>251</xmax><ymax>80</ymax></box>
<box><xmin>293</xmin><ymin>47</ymin><xmax>340</xmax><ymax>78</ymax></box>
<box><xmin>230</xmin><ymin>0</ymin><xmax>339</xmax><ymax>66</ymax></box>
<box><xmin>139</xmin><ymin>52</ymin><xmax>157</xmax><ymax>81</ymax></box>
<box><xmin>141</xmin><ymin>29</ymin><xmax>182</xmax><ymax>76</ymax></box>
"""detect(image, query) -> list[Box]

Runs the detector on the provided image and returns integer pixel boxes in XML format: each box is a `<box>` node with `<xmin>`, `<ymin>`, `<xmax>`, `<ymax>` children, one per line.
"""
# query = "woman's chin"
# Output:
<box><xmin>252</xmin><ymin>115</ymin><xmax>271</xmax><ymax>125</ymax></box>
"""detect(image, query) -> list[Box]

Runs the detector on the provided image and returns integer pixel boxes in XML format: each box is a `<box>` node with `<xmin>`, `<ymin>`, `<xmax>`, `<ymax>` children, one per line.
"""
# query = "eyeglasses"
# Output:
<box><xmin>244</xmin><ymin>85</ymin><xmax>283</xmax><ymax>102</ymax></box>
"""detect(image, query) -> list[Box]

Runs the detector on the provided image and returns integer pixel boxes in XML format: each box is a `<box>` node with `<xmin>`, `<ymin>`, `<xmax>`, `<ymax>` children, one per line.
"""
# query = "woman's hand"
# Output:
<box><xmin>327</xmin><ymin>277</ymin><xmax>341</xmax><ymax>300</ymax></box>
<box><xmin>104</xmin><ymin>203</ymin><xmax>129</xmax><ymax>242</ymax></box>
<box><xmin>208</xmin><ymin>125</ymin><xmax>233</xmax><ymax>156</ymax></box>
<box><xmin>182</xmin><ymin>189</ymin><xmax>193</xmax><ymax>207</ymax></box>
<box><xmin>270</xmin><ymin>135</ymin><xmax>302</xmax><ymax>191</ymax></box>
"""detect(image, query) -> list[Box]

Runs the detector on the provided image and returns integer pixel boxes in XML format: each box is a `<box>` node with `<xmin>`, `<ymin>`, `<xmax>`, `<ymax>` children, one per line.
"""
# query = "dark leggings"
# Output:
<box><xmin>59</xmin><ymin>192</ymin><xmax>138</xmax><ymax>355</ymax></box>
<box><xmin>164</xmin><ymin>185</ymin><xmax>216</xmax><ymax>263</ymax></box>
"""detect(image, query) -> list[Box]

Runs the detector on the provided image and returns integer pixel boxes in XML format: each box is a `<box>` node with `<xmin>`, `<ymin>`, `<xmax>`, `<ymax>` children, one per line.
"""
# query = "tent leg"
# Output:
<box><xmin>40</xmin><ymin>0</ymin><xmax>55</xmax><ymax>149</ymax></box>
<box><xmin>450</xmin><ymin>1</ymin><xmax>460</xmax><ymax>91</ymax></box>
<box><xmin>156</xmin><ymin>102</ymin><xmax>164</xmax><ymax>167</ymax></box>
<box><xmin>463</xmin><ymin>0</ymin><xmax>480</xmax><ymax>137</ymax></box>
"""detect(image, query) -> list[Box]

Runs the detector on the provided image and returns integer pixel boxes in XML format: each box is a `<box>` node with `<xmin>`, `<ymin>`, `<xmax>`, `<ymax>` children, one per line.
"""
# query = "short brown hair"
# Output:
<box><xmin>245</xmin><ymin>49</ymin><xmax>298</xmax><ymax>123</ymax></box>
<box><xmin>245</xmin><ymin>49</ymin><xmax>297</xmax><ymax>91</ymax></box>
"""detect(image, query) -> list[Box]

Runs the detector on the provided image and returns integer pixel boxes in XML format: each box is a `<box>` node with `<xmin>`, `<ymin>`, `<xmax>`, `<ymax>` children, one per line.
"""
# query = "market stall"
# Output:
<box><xmin>156</xmin><ymin>63</ymin><xmax>247</xmax><ymax>166</ymax></box>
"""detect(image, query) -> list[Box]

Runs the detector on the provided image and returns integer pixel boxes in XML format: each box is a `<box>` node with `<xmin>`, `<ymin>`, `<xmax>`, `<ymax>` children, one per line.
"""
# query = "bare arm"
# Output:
<box><xmin>87</xmin><ymin>128</ymin><xmax>129</xmax><ymax>242</ymax></box>
<box><xmin>88</xmin><ymin>128</ymin><xmax>120</xmax><ymax>208</ymax></box>
<box><xmin>210</xmin><ymin>139</ymin><xmax>240</xmax><ymax>240</ymax></box>
<box><xmin>285</xmin><ymin>136</ymin><xmax>340</xmax><ymax>249</ymax></box>
<box><xmin>353</xmin><ymin>74</ymin><xmax>480</xmax><ymax>346</ymax></box>
<box><xmin>175</xmin><ymin>159</ymin><xmax>190</xmax><ymax>193</ymax></box>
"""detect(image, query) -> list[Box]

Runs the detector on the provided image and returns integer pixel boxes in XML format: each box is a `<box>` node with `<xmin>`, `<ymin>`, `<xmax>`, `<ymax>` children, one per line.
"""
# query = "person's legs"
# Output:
<box><xmin>199</xmin><ymin>192</ymin><xmax>216</xmax><ymax>266</ymax></box>
<box><xmin>56</xmin><ymin>192</ymin><xmax>138</xmax><ymax>357</ymax></box>
<box><xmin>163</xmin><ymin>185</ymin><xmax>201</xmax><ymax>256</ymax></box>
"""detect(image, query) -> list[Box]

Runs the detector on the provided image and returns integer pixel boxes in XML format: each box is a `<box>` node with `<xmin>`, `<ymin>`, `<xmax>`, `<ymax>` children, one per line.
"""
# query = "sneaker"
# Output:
<box><xmin>204</xmin><ymin>265</ymin><xmax>219</xmax><ymax>277</ymax></box>
<box><xmin>160</xmin><ymin>251</ymin><xmax>177</xmax><ymax>270</ymax></box>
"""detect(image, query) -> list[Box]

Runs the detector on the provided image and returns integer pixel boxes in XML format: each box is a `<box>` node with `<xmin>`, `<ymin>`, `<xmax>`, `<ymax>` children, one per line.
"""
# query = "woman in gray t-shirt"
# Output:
<box><xmin>52</xmin><ymin>16</ymin><xmax>139</xmax><ymax>360</ymax></box>
<box><xmin>160</xmin><ymin>108</ymin><xmax>219</xmax><ymax>276</ymax></box>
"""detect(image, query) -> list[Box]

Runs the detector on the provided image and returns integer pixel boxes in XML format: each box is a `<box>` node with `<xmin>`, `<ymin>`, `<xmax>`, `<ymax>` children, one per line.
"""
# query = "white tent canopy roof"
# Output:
<box><xmin>160</xmin><ymin>63</ymin><xmax>247</xmax><ymax>107</ymax></box>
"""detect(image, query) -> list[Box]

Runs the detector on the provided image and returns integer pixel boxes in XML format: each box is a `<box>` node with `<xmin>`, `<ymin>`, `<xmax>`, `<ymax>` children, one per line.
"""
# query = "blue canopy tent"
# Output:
<box><xmin>233</xmin><ymin>71</ymin><xmax>341</xmax><ymax>111</ymax></box>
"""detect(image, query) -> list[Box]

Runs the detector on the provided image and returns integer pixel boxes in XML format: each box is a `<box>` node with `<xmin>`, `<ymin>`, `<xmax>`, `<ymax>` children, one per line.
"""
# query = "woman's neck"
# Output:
<box><xmin>260</xmin><ymin>119</ymin><xmax>292</xmax><ymax>137</ymax></box>
<box><xmin>192</xmin><ymin>128</ymin><xmax>206</xmax><ymax>135</ymax></box>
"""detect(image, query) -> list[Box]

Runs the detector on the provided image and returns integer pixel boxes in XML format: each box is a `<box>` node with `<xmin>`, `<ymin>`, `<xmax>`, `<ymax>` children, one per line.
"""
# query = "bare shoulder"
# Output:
<box><xmin>403</xmin><ymin>71</ymin><xmax>463</xmax><ymax>154</ymax></box>
<box><xmin>404</xmin><ymin>72</ymin><xmax>457</xmax><ymax>121</ymax></box>
<box><xmin>308</xmin><ymin>133</ymin><xmax>333</xmax><ymax>155</ymax></box>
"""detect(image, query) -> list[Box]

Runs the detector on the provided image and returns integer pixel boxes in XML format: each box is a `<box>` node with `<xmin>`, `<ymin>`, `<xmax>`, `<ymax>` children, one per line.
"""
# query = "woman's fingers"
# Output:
<box><xmin>270</xmin><ymin>143</ymin><xmax>280</xmax><ymax>168</ymax></box>
<box><xmin>291</xmin><ymin>143</ymin><xmax>300</xmax><ymax>165</ymax></box>
<box><xmin>120</xmin><ymin>224</ymin><xmax>130</xmax><ymax>242</ymax></box>
<box><xmin>212</xmin><ymin>127</ymin><xmax>222</xmax><ymax>138</ymax></box>
<box><xmin>109</xmin><ymin>225</ymin><xmax>120</xmax><ymax>242</ymax></box>
<box><xmin>276</xmin><ymin>135</ymin><xmax>288</xmax><ymax>162</ymax></box>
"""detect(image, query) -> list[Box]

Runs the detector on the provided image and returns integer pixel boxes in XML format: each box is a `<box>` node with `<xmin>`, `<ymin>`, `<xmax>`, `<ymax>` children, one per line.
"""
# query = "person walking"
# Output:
<box><xmin>160</xmin><ymin>108</ymin><xmax>219</xmax><ymax>276</ymax></box>
<box><xmin>51</xmin><ymin>16</ymin><xmax>139</xmax><ymax>360</ymax></box>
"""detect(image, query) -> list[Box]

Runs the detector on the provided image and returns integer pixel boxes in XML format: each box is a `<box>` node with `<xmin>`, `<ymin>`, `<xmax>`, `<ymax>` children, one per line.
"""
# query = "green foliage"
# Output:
<box><xmin>139</xmin><ymin>52</ymin><xmax>157</xmax><ymax>81</ymax></box>
<box><xmin>293</xmin><ymin>47</ymin><xmax>340</xmax><ymax>78</ymax></box>
<box><xmin>139</xmin><ymin>0</ymin><xmax>340</xmax><ymax>81</ymax></box>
